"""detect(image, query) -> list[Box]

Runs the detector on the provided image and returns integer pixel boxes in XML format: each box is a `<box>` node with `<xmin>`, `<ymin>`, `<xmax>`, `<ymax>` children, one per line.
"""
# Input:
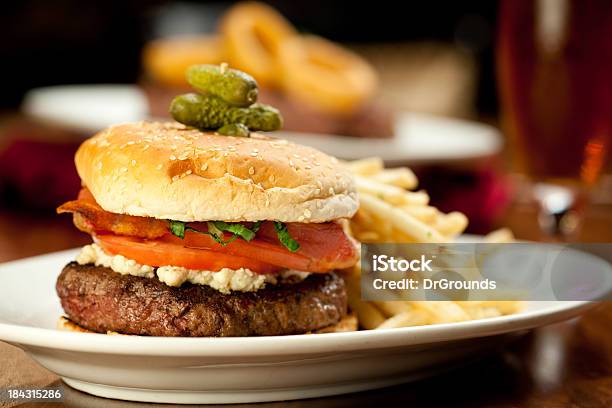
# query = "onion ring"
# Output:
<box><xmin>220</xmin><ymin>2</ymin><xmax>296</xmax><ymax>87</ymax></box>
<box><xmin>142</xmin><ymin>35</ymin><xmax>225</xmax><ymax>87</ymax></box>
<box><xmin>278</xmin><ymin>35</ymin><xmax>379</xmax><ymax>115</ymax></box>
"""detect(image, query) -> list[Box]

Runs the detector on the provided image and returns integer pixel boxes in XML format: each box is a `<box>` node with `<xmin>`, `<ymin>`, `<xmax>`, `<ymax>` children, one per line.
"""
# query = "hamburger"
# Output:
<box><xmin>56</xmin><ymin>121</ymin><xmax>360</xmax><ymax>336</ymax></box>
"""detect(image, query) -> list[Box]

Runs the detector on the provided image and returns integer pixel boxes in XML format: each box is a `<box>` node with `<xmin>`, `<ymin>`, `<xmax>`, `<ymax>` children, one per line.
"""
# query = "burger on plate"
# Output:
<box><xmin>56</xmin><ymin>121</ymin><xmax>360</xmax><ymax>336</ymax></box>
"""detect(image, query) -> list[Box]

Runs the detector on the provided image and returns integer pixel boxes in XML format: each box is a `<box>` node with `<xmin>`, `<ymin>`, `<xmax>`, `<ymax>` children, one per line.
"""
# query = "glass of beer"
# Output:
<box><xmin>497</xmin><ymin>0</ymin><xmax>612</xmax><ymax>240</ymax></box>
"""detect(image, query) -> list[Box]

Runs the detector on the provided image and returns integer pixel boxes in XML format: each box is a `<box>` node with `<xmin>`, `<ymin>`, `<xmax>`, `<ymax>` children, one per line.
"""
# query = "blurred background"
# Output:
<box><xmin>0</xmin><ymin>0</ymin><xmax>611</xmax><ymax>260</ymax></box>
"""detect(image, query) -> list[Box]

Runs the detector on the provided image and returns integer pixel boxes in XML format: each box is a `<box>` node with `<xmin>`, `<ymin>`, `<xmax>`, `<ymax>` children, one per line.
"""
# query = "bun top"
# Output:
<box><xmin>75</xmin><ymin>121</ymin><xmax>358</xmax><ymax>222</ymax></box>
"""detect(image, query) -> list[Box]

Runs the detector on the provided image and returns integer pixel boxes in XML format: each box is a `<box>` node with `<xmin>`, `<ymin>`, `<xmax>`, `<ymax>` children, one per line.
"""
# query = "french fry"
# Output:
<box><xmin>484</xmin><ymin>228</ymin><xmax>515</xmax><ymax>243</ymax></box>
<box><xmin>356</xmin><ymin>176</ymin><xmax>430</xmax><ymax>206</ymax></box>
<box><xmin>370</xmin><ymin>168</ymin><xmax>418</xmax><ymax>190</ymax></box>
<box><xmin>352</xmin><ymin>300</ymin><xmax>387</xmax><ymax>329</ymax></box>
<box><xmin>412</xmin><ymin>302</ymin><xmax>471</xmax><ymax>324</ymax></box>
<box><xmin>355</xmin><ymin>176</ymin><xmax>407</xmax><ymax>205</ymax></box>
<box><xmin>345</xmin><ymin>157</ymin><xmax>384</xmax><ymax>176</ymax></box>
<box><xmin>376</xmin><ymin>310</ymin><xmax>430</xmax><ymax>329</ymax></box>
<box><xmin>355</xmin><ymin>231</ymin><xmax>381</xmax><ymax>242</ymax></box>
<box><xmin>359</xmin><ymin>194</ymin><xmax>447</xmax><ymax>243</ymax></box>
<box><xmin>373</xmin><ymin>301</ymin><xmax>413</xmax><ymax>317</ymax></box>
<box><xmin>433</xmin><ymin>211</ymin><xmax>469</xmax><ymax>237</ymax></box>
<box><xmin>402</xmin><ymin>206</ymin><xmax>439</xmax><ymax>224</ymax></box>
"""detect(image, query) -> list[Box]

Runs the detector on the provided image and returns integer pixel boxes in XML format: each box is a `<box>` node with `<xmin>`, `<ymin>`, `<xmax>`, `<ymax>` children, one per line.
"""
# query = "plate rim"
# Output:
<box><xmin>0</xmin><ymin>249</ymin><xmax>594</xmax><ymax>356</ymax></box>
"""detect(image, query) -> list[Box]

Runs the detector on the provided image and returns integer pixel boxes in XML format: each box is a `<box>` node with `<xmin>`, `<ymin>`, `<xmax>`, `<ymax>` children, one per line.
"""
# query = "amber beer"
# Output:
<box><xmin>498</xmin><ymin>0</ymin><xmax>612</xmax><ymax>185</ymax></box>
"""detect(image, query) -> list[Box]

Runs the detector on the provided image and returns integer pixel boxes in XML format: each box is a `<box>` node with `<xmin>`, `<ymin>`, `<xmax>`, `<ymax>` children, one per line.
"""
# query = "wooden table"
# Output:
<box><xmin>1</xmin><ymin>206</ymin><xmax>611</xmax><ymax>408</ymax></box>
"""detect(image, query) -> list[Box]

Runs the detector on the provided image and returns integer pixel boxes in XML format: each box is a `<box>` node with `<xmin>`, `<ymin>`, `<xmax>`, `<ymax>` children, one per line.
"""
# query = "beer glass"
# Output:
<box><xmin>497</xmin><ymin>0</ymin><xmax>612</xmax><ymax>240</ymax></box>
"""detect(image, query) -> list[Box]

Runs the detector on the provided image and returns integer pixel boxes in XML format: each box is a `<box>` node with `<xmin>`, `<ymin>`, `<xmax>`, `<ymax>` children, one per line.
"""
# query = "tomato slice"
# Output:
<box><xmin>177</xmin><ymin>221</ymin><xmax>359</xmax><ymax>273</ymax></box>
<box><xmin>96</xmin><ymin>234</ymin><xmax>282</xmax><ymax>274</ymax></box>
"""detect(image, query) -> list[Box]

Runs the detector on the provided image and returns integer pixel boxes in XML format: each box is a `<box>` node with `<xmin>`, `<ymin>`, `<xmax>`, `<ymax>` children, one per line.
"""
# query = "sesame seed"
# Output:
<box><xmin>127</xmin><ymin>141</ymin><xmax>135</xmax><ymax>145</ymax></box>
<box><xmin>265</xmin><ymin>199</ymin><xmax>270</xmax><ymax>207</ymax></box>
<box><xmin>120</xmin><ymin>167</ymin><xmax>128</xmax><ymax>173</ymax></box>
<box><xmin>248</xmin><ymin>167</ymin><xmax>255</xmax><ymax>175</ymax></box>
<box><xmin>293</xmin><ymin>154</ymin><xmax>300</xmax><ymax>158</ymax></box>
<box><xmin>329</xmin><ymin>187</ymin><xmax>335</xmax><ymax>194</ymax></box>
<box><xmin>289</xmin><ymin>160</ymin><xmax>294</xmax><ymax>166</ymax></box>
<box><xmin>201</xmin><ymin>163</ymin><xmax>208</xmax><ymax>171</ymax></box>
<box><xmin>250</xmin><ymin>152</ymin><xmax>258</xmax><ymax>157</ymax></box>
<box><xmin>143</xmin><ymin>144</ymin><xmax>150</xmax><ymax>151</ymax></box>
<box><xmin>169</xmin><ymin>155</ymin><xmax>177</xmax><ymax>161</ymax></box>
<box><xmin>131</xmin><ymin>160</ymin><xmax>136</xmax><ymax>166</ymax></box>
<box><xmin>172</xmin><ymin>175</ymin><xmax>179</xmax><ymax>182</ymax></box>
<box><xmin>315</xmin><ymin>188</ymin><xmax>321</xmax><ymax>194</ymax></box>
<box><xmin>304</xmin><ymin>209</ymin><xmax>311</xmax><ymax>218</ymax></box>
<box><xmin>298</xmin><ymin>216</ymin><xmax>305</xmax><ymax>222</ymax></box>
<box><xmin>305</xmin><ymin>165</ymin><xmax>312</xmax><ymax>169</ymax></box>
<box><xmin>185</xmin><ymin>170</ymin><xmax>192</xmax><ymax>175</ymax></box>
<box><xmin>156</xmin><ymin>164</ymin><xmax>163</xmax><ymax>170</ymax></box>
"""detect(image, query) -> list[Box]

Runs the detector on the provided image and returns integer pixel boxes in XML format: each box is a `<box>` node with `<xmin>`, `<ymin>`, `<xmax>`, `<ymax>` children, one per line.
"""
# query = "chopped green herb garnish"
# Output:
<box><xmin>168</xmin><ymin>220</ymin><xmax>259</xmax><ymax>246</ymax></box>
<box><xmin>169</xmin><ymin>220</ymin><xmax>186</xmax><ymax>239</ymax></box>
<box><xmin>205</xmin><ymin>221</ymin><xmax>237</xmax><ymax>245</ymax></box>
<box><xmin>273</xmin><ymin>221</ymin><xmax>300</xmax><ymax>252</ymax></box>
<box><xmin>251</xmin><ymin>221</ymin><xmax>263</xmax><ymax>233</ymax></box>
<box><xmin>211</xmin><ymin>221</ymin><xmax>257</xmax><ymax>241</ymax></box>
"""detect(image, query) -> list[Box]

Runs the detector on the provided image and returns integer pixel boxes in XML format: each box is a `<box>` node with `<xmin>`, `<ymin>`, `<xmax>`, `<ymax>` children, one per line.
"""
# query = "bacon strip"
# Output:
<box><xmin>57</xmin><ymin>190</ymin><xmax>169</xmax><ymax>239</ymax></box>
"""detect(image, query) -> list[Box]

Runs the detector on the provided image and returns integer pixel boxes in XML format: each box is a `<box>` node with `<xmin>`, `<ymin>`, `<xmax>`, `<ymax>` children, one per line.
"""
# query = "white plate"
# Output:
<box><xmin>277</xmin><ymin>112</ymin><xmax>503</xmax><ymax>164</ymax></box>
<box><xmin>22</xmin><ymin>85</ymin><xmax>149</xmax><ymax>133</ymax></box>
<box><xmin>0</xmin><ymin>249</ymin><xmax>592</xmax><ymax>404</ymax></box>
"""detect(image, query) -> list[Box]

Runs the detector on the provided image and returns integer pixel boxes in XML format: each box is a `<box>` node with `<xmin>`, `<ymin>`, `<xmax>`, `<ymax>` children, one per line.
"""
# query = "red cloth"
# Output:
<box><xmin>0</xmin><ymin>121</ymin><xmax>81</xmax><ymax>212</ymax></box>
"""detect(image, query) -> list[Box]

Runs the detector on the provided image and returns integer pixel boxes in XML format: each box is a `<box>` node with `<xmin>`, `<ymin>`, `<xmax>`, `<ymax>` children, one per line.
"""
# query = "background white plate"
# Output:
<box><xmin>22</xmin><ymin>84</ymin><xmax>502</xmax><ymax>164</ymax></box>
<box><xmin>22</xmin><ymin>85</ymin><xmax>149</xmax><ymax>133</ymax></box>
<box><xmin>277</xmin><ymin>112</ymin><xmax>503</xmax><ymax>164</ymax></box>
<box><xmin>0</xmin><ymin>249</ymin><xmax>592</xmax><ymax>404</ymax></box>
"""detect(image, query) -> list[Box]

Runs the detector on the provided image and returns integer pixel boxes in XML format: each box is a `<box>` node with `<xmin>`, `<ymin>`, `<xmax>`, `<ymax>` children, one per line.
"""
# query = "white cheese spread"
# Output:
<box><xmin>76</xmin><ymin>244</ymin><xmax>309</xmax><ymax>294</ymax></box>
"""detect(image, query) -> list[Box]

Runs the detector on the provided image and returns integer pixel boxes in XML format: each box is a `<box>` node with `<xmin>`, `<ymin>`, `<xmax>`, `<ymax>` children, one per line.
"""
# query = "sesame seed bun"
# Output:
<box><xmin>75</xmin><ymin>121</ymin><xmax>358</xmax><ymax>222</ymax></box>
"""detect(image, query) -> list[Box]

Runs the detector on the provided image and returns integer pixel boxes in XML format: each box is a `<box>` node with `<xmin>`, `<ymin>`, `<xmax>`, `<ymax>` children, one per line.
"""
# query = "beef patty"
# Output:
<box><xmin>56</xmin><ymin>262</ymin><xmax>347</xmax><ymax>337</ymax></box>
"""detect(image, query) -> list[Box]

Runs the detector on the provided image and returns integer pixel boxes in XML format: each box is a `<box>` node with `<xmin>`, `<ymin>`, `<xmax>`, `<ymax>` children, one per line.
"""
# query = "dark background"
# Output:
<box><xmin>0</xmin><ymin>0</ymin><xmax>499</xmax><ymax>115</ymax></box>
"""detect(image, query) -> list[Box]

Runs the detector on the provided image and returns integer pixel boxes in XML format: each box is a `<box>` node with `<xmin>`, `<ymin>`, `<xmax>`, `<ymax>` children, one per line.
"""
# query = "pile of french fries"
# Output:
<box><xmin>343</xmin><ymin>157</ymin><xmax>523</xmax><ymax>330</ymax></box>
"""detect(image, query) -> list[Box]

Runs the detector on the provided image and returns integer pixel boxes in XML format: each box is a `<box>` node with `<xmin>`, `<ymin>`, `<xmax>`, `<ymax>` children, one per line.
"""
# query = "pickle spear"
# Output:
<box><xmin>217</xmin><ymin>123</ymin><xmax>250</xmax><ymax>137</ymax></box>
<box><xmin>186</xmin><ymin>64</ymin><xmax>258</xmax><ymax>107</ymax></box>
<box><xmin>170</xmin><ymin>93</ymin><xmax>282</xmax><ymax>132</ymax></box>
